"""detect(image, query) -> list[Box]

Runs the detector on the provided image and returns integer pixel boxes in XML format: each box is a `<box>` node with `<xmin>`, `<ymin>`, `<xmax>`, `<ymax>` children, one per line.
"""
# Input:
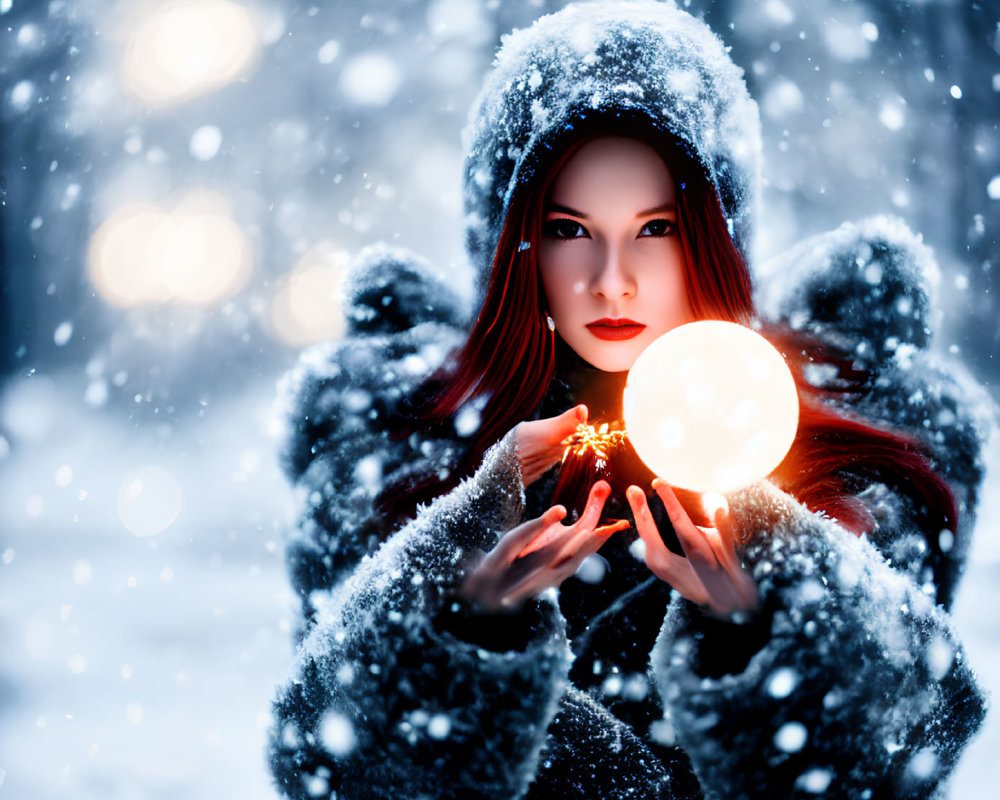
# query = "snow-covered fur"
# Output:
<box><xmin>269</xmin><ymin>2</ymin><xmax>989</xmax><ymax>798</ymax></box>
<box><xmin>269</xmin><ymin>242</ymin><xmax>988</xmax><ymax>799</ymax></box>
<box><xmin>275</xmin><ymin>244</ymin><xmax>467</xmax><ymax>621</ymax></box>
<box><xmin>462</xmin><ymin>0</ymin><xmax>761</xmax><ymax>296</ymax></box>
<box><xmin>758</xmin><ymin>216</ymin><xmax>941</xmax><ymax>364</ymax></box>
<box><xmin>759</xmin><ymin>216</ymin><xmax>992</xmax><ymax>610</ymax></box>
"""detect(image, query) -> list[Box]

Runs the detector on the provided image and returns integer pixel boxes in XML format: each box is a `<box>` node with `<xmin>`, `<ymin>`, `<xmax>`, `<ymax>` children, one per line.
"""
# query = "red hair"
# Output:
<box><xmin>383</xmin><ymin>125</ymin><xmax>956</xmax><ymax>538</ymax></box>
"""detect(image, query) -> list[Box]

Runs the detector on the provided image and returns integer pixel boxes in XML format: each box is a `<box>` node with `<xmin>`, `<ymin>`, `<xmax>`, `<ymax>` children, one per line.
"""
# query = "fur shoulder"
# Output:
<box><xmin>278</xmin><ymin>244</ymin><xmax>469</xmax><ymax>481</ymax></box>
<box><xmin>343</xmin><ymin>242</ymin><xmax>468</xmax><ymax>335</ymax></box>
<box><xmin>757</xmin><ymin>216</ymin><xmax>939</xmax><ymax>364</ymax></box>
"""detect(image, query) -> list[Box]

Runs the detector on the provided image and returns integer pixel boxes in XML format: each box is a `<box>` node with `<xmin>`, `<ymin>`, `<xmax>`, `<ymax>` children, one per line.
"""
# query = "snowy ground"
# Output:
<box><xmin>0</xmin><ymin>372</ymin><xmax>997</xmax><ymax>798</ymax></box>
<box><xmin>0</xmin><ymin>376</ymin><xmax>297</xmax><ymax>799</ymax></box>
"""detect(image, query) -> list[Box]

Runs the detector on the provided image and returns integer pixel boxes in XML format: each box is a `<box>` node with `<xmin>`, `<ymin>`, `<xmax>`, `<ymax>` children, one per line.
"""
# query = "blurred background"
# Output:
<box><xmin>0</xmin><ymin>0</ymin><xmax>997</xmax><ymax>797</ymax></box>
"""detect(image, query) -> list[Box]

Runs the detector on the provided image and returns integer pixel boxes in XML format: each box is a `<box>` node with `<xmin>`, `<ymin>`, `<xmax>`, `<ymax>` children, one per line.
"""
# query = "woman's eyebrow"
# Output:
<box><xmin>545</xmin><ymin>203</ymin><xmax>589</xmax><ymax>219</ymax></box>
<box><xmin>636</xmin><ymin>202</ymin><xmax>677</xmax><ymax>217</ymax></box>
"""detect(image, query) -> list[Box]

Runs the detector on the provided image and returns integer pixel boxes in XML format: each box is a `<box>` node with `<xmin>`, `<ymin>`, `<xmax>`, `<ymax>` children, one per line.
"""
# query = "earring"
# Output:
<box><xmin>545</xmin><ymin>314</ymin><xmax>556</xmax><ymax>332</ymax></box>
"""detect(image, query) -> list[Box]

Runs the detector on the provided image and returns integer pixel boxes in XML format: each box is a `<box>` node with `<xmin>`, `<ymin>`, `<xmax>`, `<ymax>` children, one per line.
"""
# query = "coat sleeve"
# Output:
<box><xmin>268</xmin><ymin>431</ymin><xmax>572</xmax><ymax>800</ymax></box>
<box><xmin>650</xmin><ymin>485</ymin><xmax>987</xmax><ymax>800</ymax></box>
<box><xmin>270</xmin><ymin>246</ymin><xmax>571</xmax><ymax>799</ymax></box>
<box><xmin>656</xmin><ymin>218</ymin><xmax>990</xmax><ymax>798</ymax></box>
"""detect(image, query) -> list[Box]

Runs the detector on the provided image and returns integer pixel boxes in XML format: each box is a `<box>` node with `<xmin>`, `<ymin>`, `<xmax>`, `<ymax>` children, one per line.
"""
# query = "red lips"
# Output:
<box><xmin>585</xmin><ymin>318</ymin><xmax>646</xmax><ymax>340</ymax></box>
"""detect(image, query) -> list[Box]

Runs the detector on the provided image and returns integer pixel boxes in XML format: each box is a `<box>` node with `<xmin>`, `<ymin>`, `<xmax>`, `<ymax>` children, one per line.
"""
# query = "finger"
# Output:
<box><xmin>551</xmin><ymin>515</ymin><xmax>627</xmax><ymax>568</ymax></box>
<box><xmin>596</xmin><ymin>518</ymin><xmax>631</xmax><ymax>538</ymax></box>
<box><xmin>573</xmin><ymin>480</ymin><xmax>612</xmax><ymax>532</ymax></box>
<box><xmin>497</xmin><ymin>506</ymin><xmax>567</xmax><ymax>561</ymax></box>
<box><xmin>699</xmin><ymin>526</ymin><xmax>734</xmax><ymax>574</ymax></box>
<box><xmin>519</xmin><ymin>405</ymin><xmax>588</xmax><ymax>451</ymax></box>
<box><xmin>651</xmin><ymin>480</ymin><xmax>719</xmax><ymax>568</ymax></box>
<box><xmin>627</xmin><ymin>486</ymin><xmax>678</xmax><ymax>572</ymax></box>
<box><xmin>557</xmin><ymin>403</ymin><xmax>588</xmax><ymax>435</ymax></box>
<box><xmin>626</xmin><ymin>486</ymin><xmax>671</xmax><ymax>559</ymax></box>
<box><xmin>650</xmin><ymin>481</ymin><xmax>751</xmax><ymax>612</ymax></box>
<box><xmin>709</xmin><ymin>510</ymin><xmax>758</xmax><ymax>610</ymax></box>
<box><xmin>516</xmin><ymin>516</ymin><xmax>606</xmax><ymax>576</ymax></box>
<box><xmin>626</xmin><ymin>486</ymin><xmax>707</xmax><ymax>595</ymax></box>
<box><xmin>518</xmin><ymin>504</ymin><xmax>580</xmax><ymax>558</ymax></box>
<box><xmin>704</xmin><ymin>511</ymin><xmax>742</xmax><ymax>578</ymax></box>
<box><xmin>700</xmin><ymin>506</ymin><xmax>753</xmax><ymax>606</ymax></box>
<box><xmin>701</xmin><ymin>492</ymin><xmax>728</xmax><ymax>520</ymax></box>
<box><xmin>503</xmin><ymin>569</ymin><xmax>561</xmax><ymax>606</ymax></box>
<box><xmin>504</xmin><ymin>524</ymin><xmax>618</xmax><ymax>605</ymax></box>
<box><xmin>712</xmin><ymin>505</ymin><xmax>740</xmax><ymax>556</ymax></box>
<box><xmin>571</xmin><ymin>518</ymin><xmax>627</xmax><ymax>562</ymax></box>
<box><xmin>698</xmin><ymin>493</ymin><xmax>738</xmax><ymax>572</ymax></box>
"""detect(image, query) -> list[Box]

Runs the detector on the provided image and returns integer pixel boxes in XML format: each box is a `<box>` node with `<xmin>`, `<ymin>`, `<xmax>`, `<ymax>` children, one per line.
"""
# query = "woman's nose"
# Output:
<box><xmin>591</xmin><ymin>245</ymin><xmax>636</xmax><ymax>300</ymax></box>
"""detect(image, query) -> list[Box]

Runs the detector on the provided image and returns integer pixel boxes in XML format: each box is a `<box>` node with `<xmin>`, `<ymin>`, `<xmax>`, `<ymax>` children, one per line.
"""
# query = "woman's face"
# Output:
<box><xmin>538</xmin><ymin>136</ymin><xmax>694</xmax><ymax>373</ymax></box>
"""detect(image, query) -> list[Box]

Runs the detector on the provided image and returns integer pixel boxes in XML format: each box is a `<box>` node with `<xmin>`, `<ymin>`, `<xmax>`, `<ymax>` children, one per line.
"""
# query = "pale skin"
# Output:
<box><xmin>462</xmin><ymin>137</ymin><xmax>758</xmax><ymax>616</ymax></box>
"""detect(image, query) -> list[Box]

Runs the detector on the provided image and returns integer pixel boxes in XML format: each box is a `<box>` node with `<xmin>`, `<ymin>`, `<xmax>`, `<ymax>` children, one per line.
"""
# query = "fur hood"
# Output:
<box><xmin>461</xmin><ymin>0</ymin><xmax>762</xmax><ymax>295</ymax></box>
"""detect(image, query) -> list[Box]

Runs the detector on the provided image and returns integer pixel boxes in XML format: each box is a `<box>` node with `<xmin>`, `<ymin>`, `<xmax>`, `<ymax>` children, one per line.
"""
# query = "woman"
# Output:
<box><xmin>269</xmin><ymin>2</ymin><xmax>988</xmax><ymax>798</ymax></box>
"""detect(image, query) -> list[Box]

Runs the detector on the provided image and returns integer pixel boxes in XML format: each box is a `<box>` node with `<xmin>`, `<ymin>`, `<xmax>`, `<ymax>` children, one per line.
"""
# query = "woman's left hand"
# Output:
<box><xmin>626</xmin><ymin>480</ymin><xmax>758</xmax><ymax>617</ymax></box>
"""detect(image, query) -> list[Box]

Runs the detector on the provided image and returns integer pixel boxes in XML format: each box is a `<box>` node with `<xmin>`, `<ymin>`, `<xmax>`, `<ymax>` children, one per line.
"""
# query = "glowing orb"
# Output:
<box><xmin>623</xmin><ymin>321</ymin><xmax>799</xmax><ymax>493</ymax></box>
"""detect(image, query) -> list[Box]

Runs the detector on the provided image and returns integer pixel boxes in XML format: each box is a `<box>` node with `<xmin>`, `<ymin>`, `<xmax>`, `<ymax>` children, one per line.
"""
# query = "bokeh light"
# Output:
<box><xmin>120</xmin><ymin>0</ymin><xmax>260</xmax><ymax>108</ymax></box>
<box><xmin>623</xmin><ymin>321</ymin><xmax>799</xmax><ymax>493</ymax></box>
<box><xmin>269</xmin><ymin>242</ymin><xmax>350</xmax><ymax>346</ymax></box>
<box><xmin>88</xmin><ymin>190</ymin><xmax>252</xmax><ymax>308</ymax></box>
<box><xmin>116</xmin><ymin>465</ymin><xmax>182</xmax><ymax>537</ymax></box>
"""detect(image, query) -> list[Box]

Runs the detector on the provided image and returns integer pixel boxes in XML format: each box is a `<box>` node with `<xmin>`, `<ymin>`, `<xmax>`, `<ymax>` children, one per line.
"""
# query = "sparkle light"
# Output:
<box><xmin>623</xmin><ymin>321</ymin><xmax>799</xmax><ymax>493</ymax></box>
<box><xmin>120</xmin><ymin>0</ymin><xmax>259</xmax><ymax>108</ymax></box>
<box><xmin>88</xmin><ymin>191</ymin><xmax>252</xmax><ymax>308</ymax></box>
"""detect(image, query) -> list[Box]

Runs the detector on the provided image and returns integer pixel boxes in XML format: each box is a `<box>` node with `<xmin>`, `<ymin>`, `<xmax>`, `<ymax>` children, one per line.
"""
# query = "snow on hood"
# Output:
<box><xmin>461</xmin><ymin>0</ymin><xmax>762</xmax><ymax>296</ymax></box>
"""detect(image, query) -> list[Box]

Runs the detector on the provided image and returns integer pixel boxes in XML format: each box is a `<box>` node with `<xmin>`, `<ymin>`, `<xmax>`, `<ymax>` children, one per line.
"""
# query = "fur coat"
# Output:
<box><xmin>268</xmin><ymin>3</ymin><xmax>990</xmax><ymax>798</ymax></box>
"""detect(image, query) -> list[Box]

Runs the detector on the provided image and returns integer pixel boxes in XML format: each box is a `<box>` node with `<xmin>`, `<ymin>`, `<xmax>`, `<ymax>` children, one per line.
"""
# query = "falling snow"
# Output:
<box><xmin>320</xmin><ymin>712</ymin><xmax>357</xmax><ymax>756</ymax></box>
<box><xmin>774</xmin><ymin>721</ymin><xmax>808</xmax><ymax>752</ymax></box>
<box><xmin>189</xmin><ymin>125</ymin><xmax>222</xmax><ymax>161</ymax></box>
<box><xmin>340</xmin><ymin>53</ymin><xmax>401</xmax><ymax>106</ymax></box>
<box><xmin>9</xmin><ymin>79</ymin><xmax>33</xmax><ymax>110</ymax></box>
<box><xmin>317</xmin><ymin>40</ymin><xmax>341</xmax><ymax>64</ymax></box>
<box><xmin>52</xmin><ymin>321</ymin><xmax>73</xmax><ymax>346</ymax></box>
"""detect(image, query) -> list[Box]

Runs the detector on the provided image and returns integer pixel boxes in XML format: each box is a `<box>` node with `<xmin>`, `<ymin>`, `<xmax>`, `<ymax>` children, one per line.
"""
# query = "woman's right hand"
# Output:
<box><xmin>461</xmin><ymin>480</ymin><xmax>628</xmax><ymax>611</ymax></box>
<box><xmin>516</xmin><ymin>404</ymin><xmax>588</xmax><ymax>486</ymax></box>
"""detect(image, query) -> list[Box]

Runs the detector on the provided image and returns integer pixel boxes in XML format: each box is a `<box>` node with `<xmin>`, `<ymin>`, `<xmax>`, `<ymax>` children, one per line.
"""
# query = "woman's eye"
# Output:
<box><xmin>543</xmin><ymin>219</ymin><xmax>588</xmax><ymax>239</ymax></box>
<box><xmin>638</xmin><ymin>219</ymin><xmax>675</xmax><ymax>237</ymax></box>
